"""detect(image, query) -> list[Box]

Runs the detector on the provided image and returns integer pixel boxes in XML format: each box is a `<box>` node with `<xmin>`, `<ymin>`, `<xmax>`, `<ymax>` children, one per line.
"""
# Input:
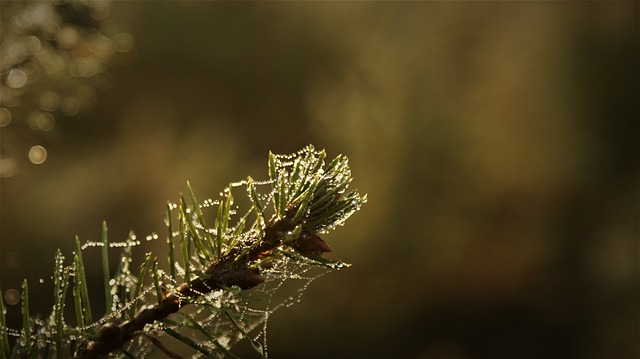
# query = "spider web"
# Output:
<box><xmin>4</xmin><ymin>151</ymin><xmax>352</xmax><ymax>358</ymax></box>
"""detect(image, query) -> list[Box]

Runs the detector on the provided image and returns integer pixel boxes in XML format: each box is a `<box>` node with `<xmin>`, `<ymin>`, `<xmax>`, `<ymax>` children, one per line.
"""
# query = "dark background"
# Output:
<box><xmin>1</xmin><ymin>2</ymin><xmax>638</xmax><ymax>358</ymax></box>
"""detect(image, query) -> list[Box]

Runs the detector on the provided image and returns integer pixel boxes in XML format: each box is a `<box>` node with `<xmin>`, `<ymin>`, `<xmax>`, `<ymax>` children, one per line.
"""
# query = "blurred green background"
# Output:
<box><xmin>1</xmin><ymin>1</ymin><xmax>638</xmax><ymax>358</ymax></box>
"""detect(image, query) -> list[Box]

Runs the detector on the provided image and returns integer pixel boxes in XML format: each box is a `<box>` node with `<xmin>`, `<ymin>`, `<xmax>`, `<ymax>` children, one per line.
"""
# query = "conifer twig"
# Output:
<box><xmin>7</xmin><ymin>145</ymin><xmax>366</xmax><ymax>358</ymax></box>
<box><xmin>85</xmin><ymin>216</ymin><xmax>311</xmax><ymax>357</ymax></box>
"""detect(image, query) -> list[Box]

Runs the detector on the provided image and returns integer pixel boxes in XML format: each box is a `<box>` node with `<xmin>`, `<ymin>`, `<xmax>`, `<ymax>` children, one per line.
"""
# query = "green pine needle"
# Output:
<box><xmin>163</xmin><ymin>327</ymin><xmax>215</xmax><ymax>357</ymax></box>
<box><xmin>180</xmin><ymin>195</ymin><xmax>211</xmax><ymax>266</ymax></box>
<box><xmin>152</xmin><ymin>260</ymin><xmax>163</xmax><ymax>307</ymax></box>
<box><xmin>215</xmin><ymin>189</ymin><xmax>233</xmax><ymax>258</ymax></box>
<box><xmin>180</xmin><ymin>314</ymin><xmax>240</xmax><ymax>359</ymax></box>
<box><xmin>222</xmin><ymin>308</ymin><xmax>265</xmax><ymax>358</ymax></box>
<box><xmin>74</xmin><ymin>236</ymin><xmax>92</xmax><ymax>324</ymax></box>
<box><xmin>101</xmin><ymin>221</ymin><xmax>112</xmax><ymax>315</ymax></box>
<box><xmin>246</xmin><ymin>177</ymin><xmax>264</xmax><ymax>216</ymax></box>
<box><xmin>21</xmin><ymin>279</ymin><xmax>32</xmax><ymax>357</ymax></box>
<box><xmin>0</xmin><ymin>286</ymin><xmax>9</xmax><ymax>359</ymax></box>
<box><xmin>166</xmin><ymin>203</ymin><xmax>177</xmax><ymax>281</ymax></box>
<box><xmin>73</xmin><ymin>254</ymin><xmax>85</xmax><ymax>328</ymax></box>
<box><xmin>112</xmin><ymin>238</ymin><xmax>134</xmax><ymax>322</ymax></box>
<box><xmin>178</xmin><ymin>210</ymin><xmax>191</xmax><ymax>285</ymax></box>
<box><xmin>187</xmin><ymin>181</ymin><xmax>217</xmax><ymax>258</ymax></box>
<box><xmin>53</xmin><ymin>250</ymin><xmax>70</xmax><ymax>359</ymax></box>
<box><xmin>130</xmin><ymin>252</ymin><xmax>153</xmax><ymax>319</ymax></box>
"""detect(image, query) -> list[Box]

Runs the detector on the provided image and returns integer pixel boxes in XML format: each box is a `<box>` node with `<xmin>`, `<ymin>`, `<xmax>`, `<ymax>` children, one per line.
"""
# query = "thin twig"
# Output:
<box><xmin>83</xmin><ymin>218</ymin><xmax>294</xmax><ymax>358</ymax></box>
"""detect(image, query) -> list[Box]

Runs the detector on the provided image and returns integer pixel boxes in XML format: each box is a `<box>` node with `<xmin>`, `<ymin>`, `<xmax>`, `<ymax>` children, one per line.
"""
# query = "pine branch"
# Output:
<box><xmin>7</xmin><ymin>145</ymin><xmax>366</xmax><ymax>358</ymax></box>
<box><xmin>84</xmin><ymin>217</ymin><xmax>294</xmax><ymax>357</ymax></box>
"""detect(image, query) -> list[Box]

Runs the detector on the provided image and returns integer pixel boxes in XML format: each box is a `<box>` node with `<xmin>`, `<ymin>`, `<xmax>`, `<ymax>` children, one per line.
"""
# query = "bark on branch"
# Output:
<box><xmin>83</xmin><ymin>218</ymin><xmax>320</xmax><ymax>358</ymax></box>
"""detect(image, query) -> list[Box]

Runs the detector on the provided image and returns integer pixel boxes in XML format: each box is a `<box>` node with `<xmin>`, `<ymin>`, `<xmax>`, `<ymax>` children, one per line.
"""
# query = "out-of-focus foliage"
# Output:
<box><xmin>1</xmin><ymin>0</ymin><xmax>132</xmax><ymax>177</ymax></box>
<box><xmin>1</xmin><ymin>2</ymin><xmax>637</xmax><ymax>358</ymax></box>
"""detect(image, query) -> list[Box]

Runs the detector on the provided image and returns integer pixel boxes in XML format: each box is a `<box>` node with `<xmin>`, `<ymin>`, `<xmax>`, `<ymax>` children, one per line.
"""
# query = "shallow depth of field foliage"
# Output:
<box><xmin>2</xmin><ymin>145</ymin><xmax>366</xmax><ymax>358</ymax></box>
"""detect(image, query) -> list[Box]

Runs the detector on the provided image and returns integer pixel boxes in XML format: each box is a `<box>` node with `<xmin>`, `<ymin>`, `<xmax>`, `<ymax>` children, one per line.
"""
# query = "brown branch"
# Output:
<box><xmin>83</xmin><ymin>218</ymin><xmax>298</xmax><ymax>358</ymax></box>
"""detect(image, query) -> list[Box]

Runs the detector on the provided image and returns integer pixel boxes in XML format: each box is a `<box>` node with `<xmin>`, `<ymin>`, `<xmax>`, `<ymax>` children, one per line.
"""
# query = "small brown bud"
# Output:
<box><xmin>176</xmin><ymin>283</ymin><xmax>189</xmax><ymax>293</ymax></box>
<box><xmin>160</xmin><ymin>281</ymin><xmax>169</xmax><ymax>297</ymax></box>
<box><xmin>291</xmin><ymin>232</ymin><xmax>332</xmax><ymax>255</ymax></box>
<box><xmin>99</xmin><ymin>322</ymin><xmax>120</xmax><ymax>342</ymax></box>
<box><xmin>232</xmin><ymin>268</ymin><xmax>265</xmax><ymax>289</ymax></box>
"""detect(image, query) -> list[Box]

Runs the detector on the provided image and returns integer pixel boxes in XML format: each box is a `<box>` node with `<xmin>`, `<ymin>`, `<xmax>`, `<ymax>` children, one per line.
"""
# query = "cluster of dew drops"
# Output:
<box><xmin>2</xmin><ymin>147</ymin><xmax>351</xmax><ymax>357</ymax></box>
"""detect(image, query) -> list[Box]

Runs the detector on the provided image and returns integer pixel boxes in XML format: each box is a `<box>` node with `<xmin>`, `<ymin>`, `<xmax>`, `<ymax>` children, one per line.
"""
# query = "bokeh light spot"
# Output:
<box><xmin>28</xmin><ymin>145</ymin><xmax>47</xmax><ymax>164</ymax></box>
<box><xmin>94</xmin><ymin>72</ymin><xmax>113</xmax><ymax>90</ymax></box>
<box><xmin>114</xmin><ymin>32</ymin><xmax>134</xmax><ymax>52</ymax></box>
<box><xmin>28</xmin><ymin>111</ymin><xmax>55</xmax><ymax>131</ymax></box>
<box><xmin>57</xmin><ymin>26</ymin><xmax>79</xmax><ymax>49</ymax></box>
<box><xmin>6</xmin><ymin>68</ymin><xmax>27</xmax><ymax>88</ymax></box>
<box><xmin>5</xmin><ymin>252</ymin><xmax>21</xmax><ymax>269</ymax></box>
<box><xmin>0</xmin><ymin>158</ymin><xmax>18</xmax><ymax>178</ymax></box>
<box><xmin>0</xmin><ymin>108</ymin><xmax>12</xmax><ymax>126</ymax></box>
<box><xmin>78</xmin><ymin>85</ymin><xmax>97</xmax><ymax>104</ymax></box>
<box><xmin>61</xmin><ymin>97</ymin><xmax>80</xmax><ymax>116</ymax></box>
<box><xmin>25</xmin><ymin>35</ymin><xmax>42</xmax><ymax>54</ymax></box>
<box><xmin>70</xmin><ymin>58</ymin><xmax>100</xmax><ymax>77</ymax></box>
<box><xmin>4</xmin><ymin>289</ymin><xmax>20</xmax><ymax>306</ymax></box>
<box><xmin>91</xmin><ymin>3</ymin><xmax>111</xmax><ymax>20</ymax></box>
<box><xmin>39</xmin><ymin>91</ymin><xmax>60</xmax><ymax>111</ymax></box>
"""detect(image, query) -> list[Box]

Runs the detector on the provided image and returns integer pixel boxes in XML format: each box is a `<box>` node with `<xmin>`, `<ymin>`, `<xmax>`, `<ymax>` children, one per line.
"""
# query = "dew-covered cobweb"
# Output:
<box><xmin>3</xmin><ymin>146</ymin><xmax>362</xmax><ymax>358</ymax></box>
